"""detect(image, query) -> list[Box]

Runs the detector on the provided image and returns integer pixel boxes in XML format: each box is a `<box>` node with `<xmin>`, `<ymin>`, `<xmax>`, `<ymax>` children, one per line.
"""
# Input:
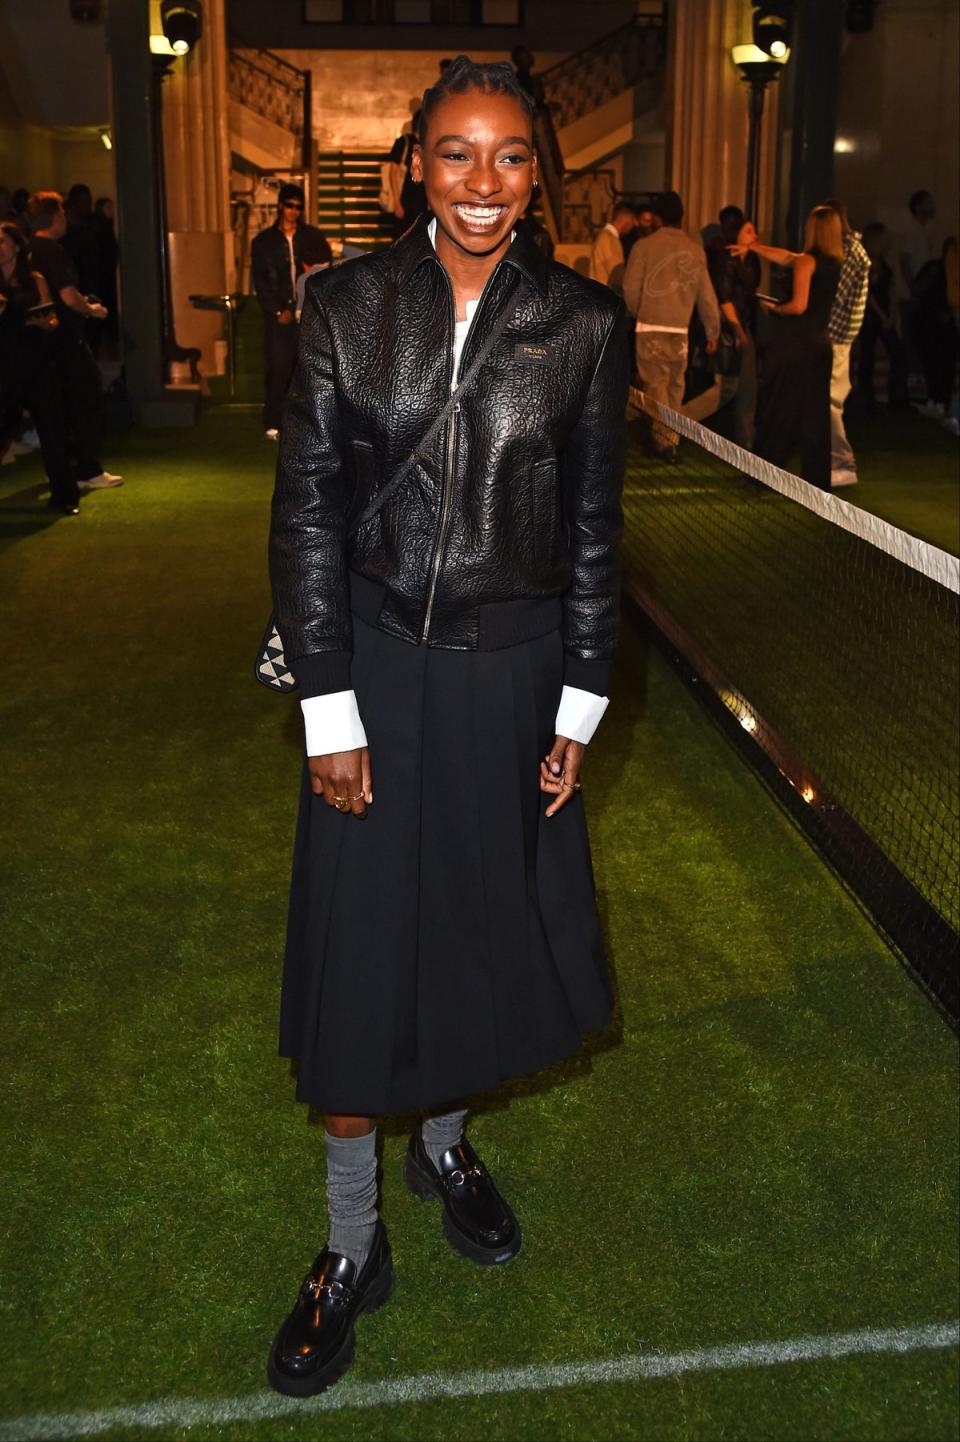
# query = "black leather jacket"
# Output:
<box><xmin>251</xmin><ymin>221</ymin><xmax>332</xmax><ymax>316</ymax></box>
<box><xmin>269</xmin><ymin>215</ymin><xmax>628</xmax><ymax>699</ymax></box>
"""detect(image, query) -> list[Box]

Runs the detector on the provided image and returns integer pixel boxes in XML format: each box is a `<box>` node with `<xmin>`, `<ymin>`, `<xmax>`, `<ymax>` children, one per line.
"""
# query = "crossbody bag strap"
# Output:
<box><xmin>347</xmin><ymin>289</ymin><xmax>522</xmax><ymax>537</ymax></box>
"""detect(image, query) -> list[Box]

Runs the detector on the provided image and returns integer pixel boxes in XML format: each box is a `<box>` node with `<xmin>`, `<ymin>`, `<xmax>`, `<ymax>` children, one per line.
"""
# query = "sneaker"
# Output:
<box><xmin>78</xmin><ymin>472</ymin><xmax>124</xmax><ymax>489</ymax></box>
<box><xmin>830</xmin><ymin>469</ymin><xmax>858</xmax><ymax>488</ymax></box>
<box><xmin>917</xmin><ymin>400</ymin><xmax>945</xmax><ymax>419</ymax></box>
<box><xmin>265</xmin><ymin>428</ymin><xmax>280</xmax><ymax>441</ymax></box>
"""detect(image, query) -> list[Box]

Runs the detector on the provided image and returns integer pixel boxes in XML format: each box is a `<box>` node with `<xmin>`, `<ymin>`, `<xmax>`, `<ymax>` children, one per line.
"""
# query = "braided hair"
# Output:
<box><xmin>418</xmin><ymin>56</ymin><xmax>536</xmax><ymax>146</ymax></box>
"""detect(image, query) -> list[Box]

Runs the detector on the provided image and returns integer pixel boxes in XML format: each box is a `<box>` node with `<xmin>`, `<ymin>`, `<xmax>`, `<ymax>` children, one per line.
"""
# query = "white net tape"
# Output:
<box><xmin>631</xmin><ymin>388</ymin><xmax>960</xmax><ymax>596</ymax></box>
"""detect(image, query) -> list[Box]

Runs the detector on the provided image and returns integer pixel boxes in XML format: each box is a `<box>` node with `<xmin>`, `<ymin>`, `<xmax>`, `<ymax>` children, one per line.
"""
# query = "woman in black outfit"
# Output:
<box><xmin>0</xmin><ymin>221</ymin><xmax>80</xmax><ymax>514</ymax></box>
<box><xmin>747</xmin><ymin>207</ymin><xmax>843</xmax><ymax>489</ymax></box>
<box><xmin>266</xmin><ymin>58</ymin><xmax>627</xmax><ymax>1396</ymax></box>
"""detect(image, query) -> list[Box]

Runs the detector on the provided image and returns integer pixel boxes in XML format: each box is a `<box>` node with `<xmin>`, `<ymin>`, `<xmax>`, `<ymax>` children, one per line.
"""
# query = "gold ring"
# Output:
<box><xmin>334</xmin><ymin>796</ymin><xmax>349</xmax><ymax>811</ymax></box>
<box><xmin>351</xmin><ymin>792</ymin><xmax>365</xmax><ymax>801</ymax></box>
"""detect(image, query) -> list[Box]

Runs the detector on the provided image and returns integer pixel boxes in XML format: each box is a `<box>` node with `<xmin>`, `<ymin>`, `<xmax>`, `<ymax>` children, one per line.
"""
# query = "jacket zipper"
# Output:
<box><xmin>419</xmin><ymin>264</ymin><xmax>502</xmax><ymax>645</ymax></box>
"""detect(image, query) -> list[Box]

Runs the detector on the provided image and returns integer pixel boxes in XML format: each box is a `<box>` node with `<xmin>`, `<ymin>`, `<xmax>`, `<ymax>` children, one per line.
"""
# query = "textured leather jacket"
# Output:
<box><xmin>269</xmin><ymin>214</ymin><xmax>628</xmax><ymax>699</ymax></box>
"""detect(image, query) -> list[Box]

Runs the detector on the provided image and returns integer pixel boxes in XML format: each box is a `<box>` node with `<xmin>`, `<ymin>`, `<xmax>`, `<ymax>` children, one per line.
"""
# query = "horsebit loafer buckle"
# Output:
<box><xmin>447</xmin><ymin>1164</ymin><xmax>484</xmax><ymax>1188</ymax></box>
<box><xmin>304</xmin><ymin>1274</ymin><xmax>352</xmax><ymax>1305</ymax></box>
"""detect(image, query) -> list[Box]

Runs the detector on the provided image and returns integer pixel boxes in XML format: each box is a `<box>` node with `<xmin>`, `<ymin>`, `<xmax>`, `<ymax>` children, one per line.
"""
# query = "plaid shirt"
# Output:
<box><xmin>828</xmin><ymin>231</ymin><xmax>870</xmax><ymax>343</ymax></box>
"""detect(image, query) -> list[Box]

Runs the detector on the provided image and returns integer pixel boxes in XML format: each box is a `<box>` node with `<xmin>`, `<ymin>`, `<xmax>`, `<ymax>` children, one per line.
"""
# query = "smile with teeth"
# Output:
<box><xmin>453</xmin><ymin>203</ymin><xmax>508</xmax><ymax>229</ymax></box>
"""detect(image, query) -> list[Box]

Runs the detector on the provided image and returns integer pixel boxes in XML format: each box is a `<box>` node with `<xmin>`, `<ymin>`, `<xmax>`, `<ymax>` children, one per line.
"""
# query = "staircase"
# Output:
<box><xmin>315</xmin><ymin>151</ymin><xmax>395</xmax><ymax>252</ymax></box>
<box><xmin>536</xmin><ymin>10</ymin><xmax>668</xmax><ymax>243</ymax></box>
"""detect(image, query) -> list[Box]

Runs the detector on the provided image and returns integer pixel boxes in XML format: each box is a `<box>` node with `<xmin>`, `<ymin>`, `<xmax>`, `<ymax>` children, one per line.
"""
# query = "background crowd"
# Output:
<box><xmin>0</xmin><ymin>184</ymin><xmax>122</xmax><ymax>514</ymax></box>
<box><xmin>592</xmin><ymin>184</ymin><xmax>960</xmax><ymax>488</ymax></box>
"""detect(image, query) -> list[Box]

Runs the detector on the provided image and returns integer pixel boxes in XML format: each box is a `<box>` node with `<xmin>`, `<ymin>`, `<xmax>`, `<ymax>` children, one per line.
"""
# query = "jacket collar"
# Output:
<box><xmin>393</xmin><ymin>211</ymin><xmax>549</xmax><ymax>297</ymax></box>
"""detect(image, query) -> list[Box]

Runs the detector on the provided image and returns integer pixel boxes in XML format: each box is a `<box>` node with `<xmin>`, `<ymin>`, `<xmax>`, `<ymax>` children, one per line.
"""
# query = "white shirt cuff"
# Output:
<box><xmin>554</xmin><ymin>685</ymin><xmax>609</xmax><ymax>745</ymax></box>
<box><xmin>300</xmin><ymin>690</ymin><xmax>368</xmax><ymax>757</ymax></box>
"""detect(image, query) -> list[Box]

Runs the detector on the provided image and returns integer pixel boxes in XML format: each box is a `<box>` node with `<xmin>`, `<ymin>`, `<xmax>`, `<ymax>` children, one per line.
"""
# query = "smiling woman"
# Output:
<box><xmin>264</xmin><ymin>55</ymin><xmax>630</xmax><ymax>1399</ymax></box>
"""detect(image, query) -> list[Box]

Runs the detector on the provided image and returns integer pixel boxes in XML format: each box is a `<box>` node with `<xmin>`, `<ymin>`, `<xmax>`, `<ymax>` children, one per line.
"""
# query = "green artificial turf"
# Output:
<box><xmin>0</xmin><ymin>409</ymin><xmax>958</xmax><ymax>1442</ymax></box>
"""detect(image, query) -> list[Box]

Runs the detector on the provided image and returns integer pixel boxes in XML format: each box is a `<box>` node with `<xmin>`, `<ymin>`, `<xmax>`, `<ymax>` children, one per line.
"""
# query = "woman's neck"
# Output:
<box><xmin>434</xmin><ymin>225</ymin><xmax>511</xmax><ymax>319</ymax></box>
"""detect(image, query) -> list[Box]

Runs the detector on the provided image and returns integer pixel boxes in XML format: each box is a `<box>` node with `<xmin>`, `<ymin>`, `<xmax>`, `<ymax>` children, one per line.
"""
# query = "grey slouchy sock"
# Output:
<box><xmin>325</xmin><ymin>1129</ymin><xmax>379</xmax><ymax>1271</ymax></box>
<box><xmin>421</xmin><ymin>1108</ymin><xmax>468</xmax><ymax>1168</ymax></box>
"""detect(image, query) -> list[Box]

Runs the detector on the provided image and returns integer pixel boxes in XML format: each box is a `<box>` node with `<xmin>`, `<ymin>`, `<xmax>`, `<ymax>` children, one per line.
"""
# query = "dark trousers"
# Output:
<box><xmin>2</xmin><ymin>339</ymin><xmax>79</xmax><ymax>508</ymax></box>
<box><xmin>756</xmin><ymin>338</ymin><xmax>832</xmax><ymax>489</ymax></box>
<box><xmin>857</xmin><ymin>312</ymin><xmax>909</xmax><ymax>409</ymax></box>
<box><xmin>57</xmin><ymin>334</ymin><xmax>104</xmax><ymax>480</ymax></box>
<box><xmin>913</xmin><ymin>313</ymin><xmax>959</xmax><ymax>408</ymax></box>
<box><xmin>264</xmin><ymin>317</ymin><xmax>299</xmax><ymax>432</ymax></box>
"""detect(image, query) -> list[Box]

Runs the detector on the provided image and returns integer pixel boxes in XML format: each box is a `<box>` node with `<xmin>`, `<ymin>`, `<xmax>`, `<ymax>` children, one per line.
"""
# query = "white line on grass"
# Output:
<box><xmin>2</xmin><ymin>1320</ymin><xmax>957</xmax><ymax>1441</ymax></box>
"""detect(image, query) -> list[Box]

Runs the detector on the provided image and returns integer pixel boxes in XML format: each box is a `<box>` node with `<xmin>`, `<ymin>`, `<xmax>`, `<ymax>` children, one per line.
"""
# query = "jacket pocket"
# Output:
<box><xmin>346</xmin><ymin>439</ymin><xmax>376</xmax><ymax>531</ymax></box>
<box><xmin>531</xmin><ymin>459</ymin><xmax>561</xmax><ymax>569</ymax></box>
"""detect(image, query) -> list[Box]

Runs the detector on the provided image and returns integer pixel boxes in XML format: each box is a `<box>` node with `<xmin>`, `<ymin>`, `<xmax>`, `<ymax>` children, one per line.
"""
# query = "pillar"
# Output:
<box><xmin>666</xmin><ymin>0</ymin><xmax>781</xmax><ymax>237</ymax></box>
<box><xmin>162</xmin><ymin>0</ymin><xmax>234</xmax><ymax>377</ymax></box>
<box><xmin>106</xmin><ymin>0</ymin><xmax>165</xmax><ymax>411</ymax></box>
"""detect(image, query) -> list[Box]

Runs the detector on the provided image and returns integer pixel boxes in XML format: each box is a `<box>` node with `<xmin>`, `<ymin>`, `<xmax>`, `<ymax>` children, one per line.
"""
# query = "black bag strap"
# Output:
<box><xmin>347</xmin><ymin>290</ymin><xmax>522</xmax><ymax>537</ymax></box>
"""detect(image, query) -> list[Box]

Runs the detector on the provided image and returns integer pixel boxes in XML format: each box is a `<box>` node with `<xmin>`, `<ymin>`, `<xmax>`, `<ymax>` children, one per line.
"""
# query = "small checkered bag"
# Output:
<box><xmin>254</xmin><ymin>295</ymin><xmax>523</xmax><ymax>693</ymax></box>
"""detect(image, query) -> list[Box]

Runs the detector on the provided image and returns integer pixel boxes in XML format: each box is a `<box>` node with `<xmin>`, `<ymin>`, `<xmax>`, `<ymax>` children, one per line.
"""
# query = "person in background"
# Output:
<box><xmin>92</xmin><ymin>197</ymin><xmax>120</xmax><ymax>348</ymax></box>
<box><xmin>511</xmin><ymin>45</ymin><xmax>546</xmax><ymax>111</ymax></box>
<box><xmin>588</xmin><ymin>201</ymin><xmax>636</xmax><ymax>291</ymax></box>
<box><xmin>523</xmin><ymin>201</ymin><xmax>554</xmax><ymax>261</ymax></box>
<box><xmin>857</xmin><ymin>222</ymin><xmax>910</xmax><ymax>414</ymax></box>
<box><xmin>686</xmin><ymin>206</ymin><xmax>760</xmax><ymax>450</ymax></box>
<box><xmin>912</xmin><ymin>237</ymin><xmax>960</xmax><ymax>430</ymax></box>
<box><xmin>0</xmin><ymin>221</ymin><xmax>79</xmax><ymax>513</ymax></box>
<box><xmin>10</xmin><ymin>188</ymin><xmax>31</xmax><ymax>236</ymax></box>
<box><xmin>250</xmin><ymin>184</ymin><xmax>332</xmax><ymax>441</ymax></box>
<box><xmin>623</xmin><ymin>189</ymin><xmax>720</xmax><ymax>460</ymax></box>
<box><xmin>746</xmin><ymin>205</ymin><xmax>843</xmax><ymax>490</ymax></box>
<box><xmin>27</xmin><ymin>191</ymin><xmax>123</xmax><ymax>492</ymax></box>
<box><xmin>387</xmin><ymin>112</ymin><xmax>429</xmax><ymax>236</ymax></box>
<box><xmin>294</xmin><ymin>229</ymin><xmax>334</xmax><ymax>319</ymax></box>
<box><xmin>900</xmin><ymin>189</ymin><xmax>936</xmax><ymax>299</ymax></box>
<box><xmin>899</xmin><ymin>189</ymin><xmax>936</xmax><ymax>392</ymax></box>
<box><xmin>823</xmin><ymin>205</ymin><xmax>870</xmax><ymax>487</ymax></box>
<box><xmin>623</xmin><ymin>202</ymin><xmax>656</xmax><ymax>264</ymax></box>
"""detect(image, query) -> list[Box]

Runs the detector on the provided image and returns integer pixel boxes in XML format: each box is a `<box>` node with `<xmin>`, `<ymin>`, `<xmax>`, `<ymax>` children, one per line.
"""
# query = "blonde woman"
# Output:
<box><xmin>740</xmin><ymin>206</ymin><xmax>844</xmax><ymax>489</ymax></box>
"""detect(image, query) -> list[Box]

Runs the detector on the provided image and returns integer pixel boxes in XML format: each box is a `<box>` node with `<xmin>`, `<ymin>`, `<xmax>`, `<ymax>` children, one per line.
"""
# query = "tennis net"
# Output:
<box><xmin>621</xmin><ymin>392</ymin><xmax>960</xmax><ymax>1023</ymax></box>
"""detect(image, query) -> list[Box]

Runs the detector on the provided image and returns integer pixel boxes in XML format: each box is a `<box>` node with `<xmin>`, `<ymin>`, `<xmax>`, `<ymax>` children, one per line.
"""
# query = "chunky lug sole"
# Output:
<box><xmin>266</xmin><ymin>1253</ymin><xmax>394</xmax><ymax>1398</ymax></box>
<box><xmin>403</xmin><ymin>1150</ymin><xmax>522</xmax><ymax>1265</ymax></box>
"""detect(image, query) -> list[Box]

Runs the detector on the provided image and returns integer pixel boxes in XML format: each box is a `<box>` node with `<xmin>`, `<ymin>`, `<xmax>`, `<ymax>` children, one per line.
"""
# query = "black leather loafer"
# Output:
<box><xmin>267</xmin><ymin>1221</ymin><xmax>393</xmax><ymax>1397</ymax></box>
<box><xmin>403</xmin><ymin>1130</ymin><xmax>521</xmax><ymax>1265</ymax></box>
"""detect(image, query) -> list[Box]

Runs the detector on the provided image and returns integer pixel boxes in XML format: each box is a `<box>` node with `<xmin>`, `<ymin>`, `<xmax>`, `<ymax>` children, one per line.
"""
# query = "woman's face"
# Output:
<box><xmin>0</xmin><ymin>231</ymin><xmax>17</xmax><ymax>267</ymax></box>
<box><xmin>411</xmin><ymin>88</ymin><xmax>537</xmax><ymax>258</ymax></box>
<box><xmin>737</xmin><ymin>220</ymin><xmax>757</xmax><ymax>249</ymax></box>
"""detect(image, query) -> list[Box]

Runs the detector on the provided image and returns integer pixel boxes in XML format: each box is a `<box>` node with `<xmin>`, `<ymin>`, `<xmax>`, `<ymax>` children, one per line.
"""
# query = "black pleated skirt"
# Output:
<box><xmin>279</xmin><ymin>614</ymin><xmax>612</xmax><ymax>1115</ymax></box>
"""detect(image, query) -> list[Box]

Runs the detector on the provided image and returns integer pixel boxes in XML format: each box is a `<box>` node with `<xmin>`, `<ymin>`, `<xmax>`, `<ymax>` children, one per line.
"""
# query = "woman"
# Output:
<box><xmin>0</xmin><ymin>221</ymin><xmax>79</xmax><ymax>514</ymax></box>
<box><xmin>857</xmin><ymin>221</ymin><xmax>910</xmax><ymax>413</ymax></box>
<box><xmin>744</xmin><ymin>207</ymin><xmax>843</xmax><ymax>489</ymax></box>
<box><xmin>267</xmin><ymin>57</ymin><xmax>627</xmax><ymax>1396</ymax></box>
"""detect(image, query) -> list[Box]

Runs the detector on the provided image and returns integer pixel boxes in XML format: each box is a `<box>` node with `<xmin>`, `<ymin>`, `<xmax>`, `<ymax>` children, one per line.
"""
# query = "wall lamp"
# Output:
<box><xmin>752</xmin><ymin>4</ymin><xmax>793</xmax><ymax>59</ymax></box>
<box><xmin>159</xmin><ymin>0</ymin><xmax>203</xmax><ymax>57</ymax></box>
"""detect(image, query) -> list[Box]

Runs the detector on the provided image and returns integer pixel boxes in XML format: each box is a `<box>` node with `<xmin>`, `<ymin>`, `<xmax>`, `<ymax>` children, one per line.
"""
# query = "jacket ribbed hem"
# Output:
<box><xmin>289</xmin><ymin>650</ymin><xmax>353</xmax><ymax>698</ymax></box>
<box><xmin>562</xmin><ymin>654</ymin><xmax>611</xmax><ymax>697</ymax></box>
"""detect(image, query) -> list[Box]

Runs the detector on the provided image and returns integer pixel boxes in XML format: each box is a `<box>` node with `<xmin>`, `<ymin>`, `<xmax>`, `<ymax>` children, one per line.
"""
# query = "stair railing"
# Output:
<box><xmin>539</xmin><ymin>9</ymin><xmax>668</xmax><ymax>133</ymax></box>
<box><xmin>228</xmin><ymin>48</ymin><xmax>312</xmax><ymax>171</ymax></box>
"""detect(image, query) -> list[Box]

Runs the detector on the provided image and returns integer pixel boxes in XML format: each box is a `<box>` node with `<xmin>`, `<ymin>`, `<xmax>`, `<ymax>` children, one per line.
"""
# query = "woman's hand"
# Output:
<box><xmin>308</xmin><ymin>746</ymin><xmax>373</xmax><ymax>818</ymax></box>
<box><xmin>540</xmin><ymin>735</ymin><xmax>585</xmax><ymax>818</ymax></box>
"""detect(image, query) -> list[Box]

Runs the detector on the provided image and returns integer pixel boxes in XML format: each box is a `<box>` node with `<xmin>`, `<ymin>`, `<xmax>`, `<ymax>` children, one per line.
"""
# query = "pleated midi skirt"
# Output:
<box><xmin>279</xmin><ymin>613</ymin><xmax>613</xmax><ymax>1115</ymax></box>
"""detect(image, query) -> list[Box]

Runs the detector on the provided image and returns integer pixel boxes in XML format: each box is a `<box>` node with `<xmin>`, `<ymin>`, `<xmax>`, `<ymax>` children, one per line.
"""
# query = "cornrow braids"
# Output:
<box><xmin>418</xmin><ymin>55</ymin><xmax>536</xmax><ymax>146</ymax></box>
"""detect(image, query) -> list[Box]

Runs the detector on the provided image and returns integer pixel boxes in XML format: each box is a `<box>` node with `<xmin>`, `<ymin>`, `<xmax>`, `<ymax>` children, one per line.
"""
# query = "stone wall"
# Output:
<box><xmin>272</xmin><ymin>48</ymin><xmax>566</xmax><ymax>153</ymax></box>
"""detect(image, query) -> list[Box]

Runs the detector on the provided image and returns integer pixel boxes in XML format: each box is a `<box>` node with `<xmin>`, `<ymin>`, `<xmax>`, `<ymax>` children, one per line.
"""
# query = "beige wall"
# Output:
<box><xmin>834</xmin><ymin>0</ymin><xmax>959</xmax><ymax>242</ymax></box>
<box><xmin>273</xmin><ymin>48</ymin><xmax>565</xmax><ymax>153</ymax></box>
